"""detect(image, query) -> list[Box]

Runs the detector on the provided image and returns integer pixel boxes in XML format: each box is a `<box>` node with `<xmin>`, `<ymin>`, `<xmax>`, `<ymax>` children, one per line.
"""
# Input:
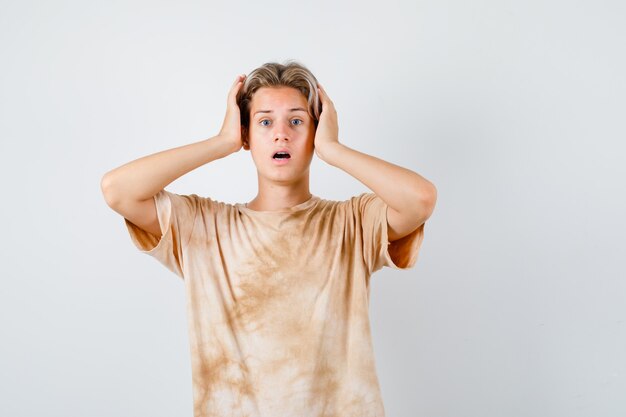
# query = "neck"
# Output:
<box><xmin>246</xmin><ymin>175</ymin><xmax>312</xmax><ymax>211</ymax></box>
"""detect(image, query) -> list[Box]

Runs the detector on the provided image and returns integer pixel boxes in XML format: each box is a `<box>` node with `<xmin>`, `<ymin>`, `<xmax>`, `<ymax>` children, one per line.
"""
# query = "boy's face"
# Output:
<box><xmin>246</xmin><ymin>86</ymin><xmax>316</xmax><ymax>183</ymax></box>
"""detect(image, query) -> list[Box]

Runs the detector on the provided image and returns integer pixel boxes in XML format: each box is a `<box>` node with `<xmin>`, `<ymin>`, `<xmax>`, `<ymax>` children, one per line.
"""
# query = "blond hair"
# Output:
<box><xmin>236</xmin><ymin>60</ymin><xmax>321</xmax><ymax>146</ymax></box>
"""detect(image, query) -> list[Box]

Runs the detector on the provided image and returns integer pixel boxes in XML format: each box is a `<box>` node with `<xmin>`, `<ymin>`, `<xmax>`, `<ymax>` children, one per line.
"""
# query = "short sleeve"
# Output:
<box><xmin>355</xmin><ymin>192</ymin><xmax>426</xmax><ymax>274</ymax></box>
<box><xmin>124</xmin><ymin>189</ymin><xmax>198</xmax><ymax>279</ymax></box>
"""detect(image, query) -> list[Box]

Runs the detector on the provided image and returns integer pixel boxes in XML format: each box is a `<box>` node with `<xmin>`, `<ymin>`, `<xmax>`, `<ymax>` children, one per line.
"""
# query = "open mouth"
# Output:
<box><xmin>273</xmin><ymin>151</ymin><xmax>291</xmax><ymax>160</ymax></box>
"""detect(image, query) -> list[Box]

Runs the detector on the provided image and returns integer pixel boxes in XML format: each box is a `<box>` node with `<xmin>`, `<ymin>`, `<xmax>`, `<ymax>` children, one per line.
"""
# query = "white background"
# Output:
<box><xmin>1</xmin><ymin>0</ymin><xmax>624</xmax><ymax>416</ymax></box>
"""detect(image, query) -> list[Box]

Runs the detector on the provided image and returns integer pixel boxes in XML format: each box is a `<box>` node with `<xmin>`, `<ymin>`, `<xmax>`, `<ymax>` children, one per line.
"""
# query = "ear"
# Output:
<box><xmin>242</xmin><ymin>126</ymin><xmax>250</xmax><ymax>151</ymax></box>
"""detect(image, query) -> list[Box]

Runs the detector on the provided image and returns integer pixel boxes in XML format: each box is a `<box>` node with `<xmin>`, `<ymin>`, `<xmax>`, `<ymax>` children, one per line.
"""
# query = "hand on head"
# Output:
<box><xmin>219</xmin><ymin>74</ymin><xmax>248</xmax><ymax>153</ymax></box>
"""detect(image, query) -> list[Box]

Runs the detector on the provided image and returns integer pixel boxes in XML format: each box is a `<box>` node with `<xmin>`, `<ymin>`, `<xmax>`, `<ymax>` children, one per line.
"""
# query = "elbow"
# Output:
<box><xmin>413</xmin><ymin>180</ymin><xmax>437</xmax><ymax>205</ymax></box>
<box><xmin>426</xmin><ymin>183</ymin><xmax>437</xmax><ymax>207</ymax></box>
<box><xmin>417</xmin><ymin>183</ymin><xmax>437</xmax><ymax>219</ymax></box>
<box><xmin>100</xmin><ymin>173</ymin><xmax>119</xmax><ymax>208</ymax></box>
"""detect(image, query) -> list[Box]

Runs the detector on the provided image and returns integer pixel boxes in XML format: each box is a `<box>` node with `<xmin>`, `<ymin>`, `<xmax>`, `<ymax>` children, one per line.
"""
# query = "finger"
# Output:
<box><xmin>317</xmin><ymin>86</ymin><xmax>327</xmax><ymax>103</ymax></box>
<box><xmin>231</xmin><ymin>74</ymin><xmax>246</xmax><ymax>91</ymax></box>
<box><xmin>234</xmin><ymin>76</ymin><xmax>245</xmax><ymax>93</ymax></box>
<box><xmin>318</xmin><ymin>86</ymin><xmax>332</xmax><ymax>107</ymax></box>
<box><xmin>229</xmin><ymin>75</ymin><xmax>246</xmax><ymax>101</ymax></box>
<box><xmin>319</xmin><ymin>83</ymin><xmax>331</xmax><ymax>99</ymax></box>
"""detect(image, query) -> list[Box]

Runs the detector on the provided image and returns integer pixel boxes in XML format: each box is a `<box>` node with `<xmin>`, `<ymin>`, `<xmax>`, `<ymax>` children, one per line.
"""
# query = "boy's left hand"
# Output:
<box><xmin>314</xmin><ymin>83</ymin><xmax>341</xmax><ymax>161</ymax></box>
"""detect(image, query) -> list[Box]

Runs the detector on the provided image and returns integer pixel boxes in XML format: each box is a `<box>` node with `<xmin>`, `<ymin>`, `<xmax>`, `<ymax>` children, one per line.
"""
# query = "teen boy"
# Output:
<box><xmin>101</xmin><ymin>61</ymin><xmax>437</xmax><ymax>417</ymax></box>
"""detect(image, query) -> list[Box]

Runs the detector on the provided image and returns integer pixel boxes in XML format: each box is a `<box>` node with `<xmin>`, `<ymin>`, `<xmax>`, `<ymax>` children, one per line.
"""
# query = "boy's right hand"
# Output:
<box><xmin>218</xmin><ymin>74</ymin><xmax>247</xmax><ymax>153</ymax></box>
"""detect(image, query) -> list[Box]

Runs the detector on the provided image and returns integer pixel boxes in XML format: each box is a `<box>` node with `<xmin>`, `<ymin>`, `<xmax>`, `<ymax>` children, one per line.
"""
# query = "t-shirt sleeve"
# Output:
<box><xmin>355</xmin><ymin>192</ymin><xmax>426</xmax><ymax>274</ymax></box>
<box><xmin>124</xmin><ymin>189</ymin><xmax>198</xmax><ymax>280</ymax></box>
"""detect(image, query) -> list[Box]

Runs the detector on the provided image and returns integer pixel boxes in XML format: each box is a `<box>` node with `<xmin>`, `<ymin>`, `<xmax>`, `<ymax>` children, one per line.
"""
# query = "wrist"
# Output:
<box><xmin>316</xmin><ymin>142</ymin><xmax>344</xmax><ymax>166</ymax></box>
<box><xmin>211</xmin><ymin>134</ymin><xmax>240</xmax><ymax>157</ymax></box>
<box><xmin>215</xmin><ymin>134</ymin><xmax>241</xmax><ymax>154</ymax></box>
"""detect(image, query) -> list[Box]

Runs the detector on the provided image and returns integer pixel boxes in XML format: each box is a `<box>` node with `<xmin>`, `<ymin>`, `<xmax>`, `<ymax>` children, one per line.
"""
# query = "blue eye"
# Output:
<box><xmin>259</xmin><ymin>119</ymin><xmax>303</xmax><ymax>127</ymax></box>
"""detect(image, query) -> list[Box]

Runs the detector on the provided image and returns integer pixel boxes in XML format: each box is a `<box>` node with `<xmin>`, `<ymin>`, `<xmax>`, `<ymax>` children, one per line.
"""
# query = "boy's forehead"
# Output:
<box><xmin>251</xmin><ymin>86</ymin><xmax>307</xmax><ymax>111</ymax></box>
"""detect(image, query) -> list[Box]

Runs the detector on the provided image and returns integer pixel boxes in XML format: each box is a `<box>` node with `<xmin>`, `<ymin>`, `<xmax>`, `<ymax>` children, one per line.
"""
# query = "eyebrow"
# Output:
<box><xmin>253</xmin><ymin>107</ymin><xmax>308</xmax><ymax>116</ymax></box>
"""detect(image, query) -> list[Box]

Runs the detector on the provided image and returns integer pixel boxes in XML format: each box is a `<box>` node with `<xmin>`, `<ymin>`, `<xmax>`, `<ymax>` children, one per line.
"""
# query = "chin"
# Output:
<box><xmin>263</xmin><ymin>166</ymin><xmax>308</xmax><ymax>182</ymax></box>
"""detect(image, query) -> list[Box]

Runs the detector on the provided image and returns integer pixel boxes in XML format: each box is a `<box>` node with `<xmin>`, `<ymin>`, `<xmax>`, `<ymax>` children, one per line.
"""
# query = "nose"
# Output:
<box><xmin>273</xmin><ymin>120</ymin><xmax>291</xmax><ymax>142</ymax></box>
<box><xmin>274</xmin><ymin>135</ymin><xmax>289</xmax><ymax>144</ymax></box>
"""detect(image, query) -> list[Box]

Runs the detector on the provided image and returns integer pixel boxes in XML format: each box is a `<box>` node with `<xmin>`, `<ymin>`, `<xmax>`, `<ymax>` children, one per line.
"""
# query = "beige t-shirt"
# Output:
<box><xmin>124</xmin><ymin>189</ymin><xmax>426</xmax><ymax>417</ymax></box>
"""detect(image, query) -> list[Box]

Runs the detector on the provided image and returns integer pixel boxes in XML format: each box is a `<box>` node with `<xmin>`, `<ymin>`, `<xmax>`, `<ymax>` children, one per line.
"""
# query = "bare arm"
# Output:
<box><xmin>314</xmin><ymin>84</ymin><xmax>437</xmax><ymax>242</ymax></box>
<box><xmin>101</xmin><ymin>74</ymin><xmax>248</xmax><ymax>236</ymax></box>
<box><xmin>320</xmin><ymin>142</ymin><xmax>436</xmax><ymax>241</ymax></box>
<box><xmin>100</xmin><ymin>134</ymin><xmax>238</xmax><ymax>205</ymax></box>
